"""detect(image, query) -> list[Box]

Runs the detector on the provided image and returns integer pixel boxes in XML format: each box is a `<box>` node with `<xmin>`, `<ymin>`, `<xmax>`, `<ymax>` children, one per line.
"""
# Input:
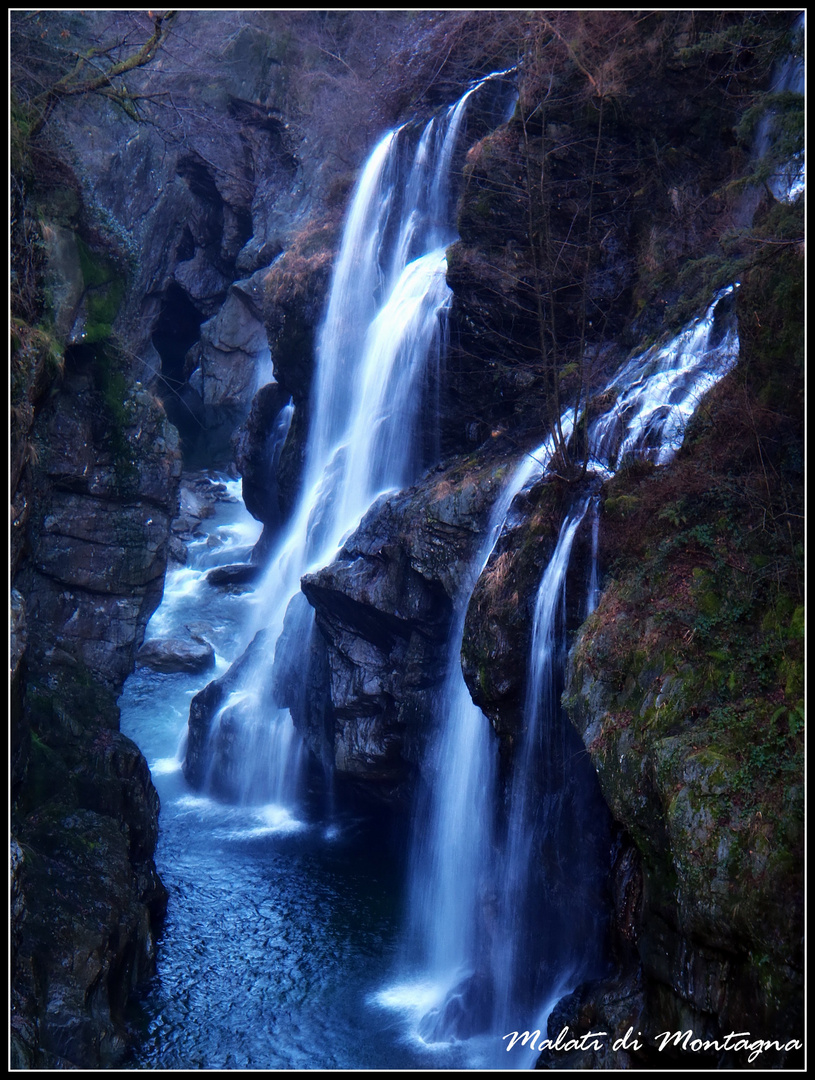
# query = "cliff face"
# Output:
<box><xmin>12</xmin><ymin>12</ymin><xmax>513</xmax><ymax>1062</ymax></box>
<box><xmin>552</xmin><ymin>248</ymin><xmax>803</xmax><ymax>1066</ymax></box>
<box><xmin>11</xmin><ymin>9</ymin><xmax>803</xmax><ymax>1069</ymax></box>
<box><xmin>10</xmin><ymin>359</ymin><xmax>180</xmax><ymax>1066</ymax></box>
<box><xmin>461</xmin><ymin>246</ymin><xmax>803</xmax><ymax>1065</ymax></box>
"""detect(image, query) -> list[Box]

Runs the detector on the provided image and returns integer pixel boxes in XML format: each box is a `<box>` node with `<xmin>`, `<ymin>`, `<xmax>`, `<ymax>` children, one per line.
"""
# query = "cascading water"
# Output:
<box><xmin>586</xmin><ymin>498</ymin><xmax>601</xmax><ymax>617</ymax></box>
<box><xmin>376</xmin><ymin>424</ymin><xmax>571</xmax><ymax>1045</ymax></box>
<box><xmin>190</xmin><ymin>70</ymin><xmax>518</xmax><ymax>810</ymax></box>
<box><xmin>755</xmin><ymin>12</ymin><xmax>805</xmax><ymax>204</ymax></box>
<box><xmin>490</xmin><ymin>501</ymin><xmax>602</xmax><ymax>1037</ymax></box>
<box><xmin>588</xmin><ymin>284</ymin><xmax>739</xmax><ymax>471</ymax></box>
<box><xmin>733</xmin><ymin>12</ymin><xmax>804</xmax><ymax>227</ymax></box>
<box><xmin>380</xmin><ymin>284</ymin><xmax>740</xmax><ymax>1061</ymax></box>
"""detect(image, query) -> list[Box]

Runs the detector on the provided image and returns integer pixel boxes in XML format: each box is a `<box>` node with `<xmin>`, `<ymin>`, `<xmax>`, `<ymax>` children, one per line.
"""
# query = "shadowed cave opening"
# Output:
<box><xmin>151</xmin><ymin>282</ymin><xmax>206</xmax><ymax>461</ymax></box>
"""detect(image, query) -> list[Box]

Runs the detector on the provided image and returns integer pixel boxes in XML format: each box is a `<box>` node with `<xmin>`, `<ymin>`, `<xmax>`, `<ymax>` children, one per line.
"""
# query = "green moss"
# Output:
<box><xmin>86</xmin><ymin>279</ymin><xmax>126</xmax><ymax>343</ymax></box>
<box><xmin>604</xmin><ymin>494</ymin><xmax>641</xmax><ymax>519</ymax></box>
<box><xmin>691</xmin><ymin>568</ymin><xmax>721</xmax><ymax>618</ymax></box>
<box><xmin>11</xmin><ymin>321</ymin><xmax>64</xmax><ymax>405</ymax></box>
<box><xmin>76</xmin><ymin>235</ymin><xmax>110</xmax><ymax>289</ymax></box>
<box><xmin>74</xmin><ymin>235</ymin><xmax>126</xmax><ymax>343</ymax></box>
<box><xmin>17</xmin><ymin>732</ymin><xmax>74</xmax><ymax>815</ymax></box>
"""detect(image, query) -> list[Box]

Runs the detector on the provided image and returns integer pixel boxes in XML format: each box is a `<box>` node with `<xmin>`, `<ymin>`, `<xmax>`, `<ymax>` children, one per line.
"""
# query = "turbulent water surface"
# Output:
<box><xmin>119</xmin><ymin>482</ymin><xmax>492</xmax><ymax>1070</ymax></box>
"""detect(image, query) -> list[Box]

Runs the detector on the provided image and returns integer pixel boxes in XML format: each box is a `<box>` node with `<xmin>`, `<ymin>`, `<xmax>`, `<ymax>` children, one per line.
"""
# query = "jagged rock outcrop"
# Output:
<box><xmin>461</xmin><ymin>473</ymin><xmax>598</xmax><ymax>740</ymax></box>
<box><xmin>295</xmin><ymin>448</ymin><xmax>529</xmax><ymax>803</ymax></box>
<box><xmin>259</xmin><ymin>220</ymin><xmax>339</xmax><ymax>516</ymax></box>
<box><xmin>182</xmin><ymin>285</ymin><xmax>271</xmax><ymax>452</ymax></box>
<box><xmin>19</xmin><ymin>368</ymin><xmax>181</xmax><ymax>708</ymax></box>
<box><xmin>185</xmin><ymin>445</ymin><xmax>531</xmax><ymax>807</ymax></box>
<box><xmin>12</xmin><ymin>734</ymin><xmax>166</xmax><ymax>1068</ymax></box>
<box><xmin>232</xmin><ymin>380</ymin><xmax>291</xmax><ymax>534</ymax></box>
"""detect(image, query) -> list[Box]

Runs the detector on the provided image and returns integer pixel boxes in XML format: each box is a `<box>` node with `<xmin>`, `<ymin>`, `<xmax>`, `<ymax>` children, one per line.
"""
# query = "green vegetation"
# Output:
<box><xmin>563</xmin><ymin>213</ymin><xmax>803</xmax><ymax>1046</ymax></box>
<box><xmin>75</xmin><ymin>237</ymin><xmax>126</xmax><ymax>344</ymax></box>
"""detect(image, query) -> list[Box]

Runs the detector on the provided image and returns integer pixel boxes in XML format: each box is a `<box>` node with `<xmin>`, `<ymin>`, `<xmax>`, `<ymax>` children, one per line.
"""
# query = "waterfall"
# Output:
<box><xmin>404</xmin><ymin>449</ymin><xmax>548</xmax><ymax>1035</ymax></box>
<box><xmin>186</xmin><ymin>70</ymin><xmax>517</xmax><ymax>808</ymax></box>
<box><xmin>376</xmin><ymin>426</ymin><xmax>571</xmax><ymax>1043</ymax></box>
<box><xmin>756</xmin><ymin>12</ymin><xmax>805</xmax><ymax>204</ymax></box>
<box><xmin>589</xmin><ymin>285</ymin><xmax>739</xmax><ymax>471</ymax></box>
<box><xmin>733</xmin><ymin>12</ymin><xmax>804</xmax><ymax>227</ymax></box>
<box><xmin>380</xmin><ymin>284</ymin><xmax>740</xmax><ymax>1056</ymax></box>
<box><xmin>491</xmin><ymin>501</ymin><xmax>595</xmax><ymax>1027</ymax></box>
<box><xmin>586</xmin><ymin>498</ymin><xmax>601</xmax><ymax>617</ymax></box>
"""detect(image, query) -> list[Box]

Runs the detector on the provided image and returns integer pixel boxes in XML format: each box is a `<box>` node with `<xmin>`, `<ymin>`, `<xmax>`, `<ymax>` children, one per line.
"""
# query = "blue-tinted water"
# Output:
<box><xmin>119</xmin><ymin>478</ymin><xmax>505</xmax><ymax>1070</ymax></box>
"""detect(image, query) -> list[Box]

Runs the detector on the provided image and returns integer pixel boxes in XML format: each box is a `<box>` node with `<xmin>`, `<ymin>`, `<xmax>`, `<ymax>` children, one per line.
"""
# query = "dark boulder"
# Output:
<box><xmin>232</xmin><ymin>380</ymin><xmax>291</xmax><ymax>530</ymax></box>
<box><xmin>137</xmin><ymin>636</ymin><xmax>216</xmax><ymax>674</ymax></box>
<box><xmin>297</xmin><ymin>448</ymin><xmax>529</xmax><ymax>803</ymax></box>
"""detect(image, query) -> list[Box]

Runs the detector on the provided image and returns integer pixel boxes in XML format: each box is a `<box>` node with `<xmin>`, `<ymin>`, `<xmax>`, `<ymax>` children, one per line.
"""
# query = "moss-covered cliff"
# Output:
<box><xmin>549</xmin><ymin>241</ymin><xmax>803</xmax><ymax>1067</ymax></box>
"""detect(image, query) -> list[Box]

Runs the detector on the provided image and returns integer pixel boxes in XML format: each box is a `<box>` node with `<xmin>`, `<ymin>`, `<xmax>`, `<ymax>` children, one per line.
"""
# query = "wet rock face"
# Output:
<box><xmin>41</xmin><ymin>13</ymin><xmax>351</xmax><ymax>477</ymax></box>
<box><xmin>20</xmin><ymin>370</ymin><xmax>182</xmax><ymax>709</ymax></box>
<box><xmin>296</xmin><ymin>450</ymin><xmax>521</xmax><ymax>803</ymax></box>
<box><xmin>260</xmin><ymin>221</ymin><xmax>339</xmax><ymax>516</ymax></box>
<box><xmin>189</xmin><ymin>448</ymin><xmax>531</xmax><ymax>809</ymax></box>
<box><xmin>12</xmin><ymin>796</ymin><xmax>165</xmax><ymax>1067</ymax></box>
<box><xmin>182</xmin><ymin>285</ymin><xmax>271</xmax><ymax>458</ymax></box>
<box><xmin>563</xmin><ymin>593</ymin><xmax>803</xmax><ymax>1066</ymax></box>
<box><xmin>11</xmin><ymin>590</ymin><xmax>30</xmax><ymax>795</ymax></box>
<box><xmin>12</xmin><ymin>725</ymin><xmax>168</xmax><ymax>1068</ymax></box>
<box><xmin>11</xmin><ymin>366</ymin><xmax>179</xmax><ymax>1068</ymax></box>
<box><xmin>233</xmin><ymin>380</ymin><xmax>290</xmax><ymax>531</ymax></box>
<box><xmin>460</xmin><ymin>475</ymin><xmax>598</xmax><ymax>741</ymax></box>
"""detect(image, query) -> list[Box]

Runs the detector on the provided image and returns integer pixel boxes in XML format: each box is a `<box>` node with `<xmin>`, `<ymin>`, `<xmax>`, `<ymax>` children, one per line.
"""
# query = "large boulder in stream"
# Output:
<box><xmin>137</xmin><ymin>636</ymin><xmax>216</xmax><ymax>674</ymax></box>
<box><xmin>186</xmin><ymin>447</ymin><xmax>526</xmax><ymax>809</ymax></box>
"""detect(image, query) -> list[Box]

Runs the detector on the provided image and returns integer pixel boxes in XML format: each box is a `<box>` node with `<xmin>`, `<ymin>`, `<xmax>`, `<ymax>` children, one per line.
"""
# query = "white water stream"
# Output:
<box><xmin>193</xmin><ymin>69</ymin><xmax>517</xmax><ymax>810</ymax></box>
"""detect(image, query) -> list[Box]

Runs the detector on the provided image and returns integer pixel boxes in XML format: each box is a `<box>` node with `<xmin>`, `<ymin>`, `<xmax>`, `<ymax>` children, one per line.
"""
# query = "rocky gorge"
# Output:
<box><xmin>11</xmin><ymin>11</ymin><xmax>803</xmax><ymax>1069</ymax></box>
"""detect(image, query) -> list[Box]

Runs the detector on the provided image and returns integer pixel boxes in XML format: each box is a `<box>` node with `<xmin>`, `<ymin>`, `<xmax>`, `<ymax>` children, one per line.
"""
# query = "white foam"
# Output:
<box><xmin>150</xmin><ymin>756</ymin><xmax>182</xmax><ymax>776</ymax></box>
<box><xmin>213</xmin><ymin>803</ymin><xmax>308</xmax><ymax>841</ymax></box>
<box><xmin>372</xmin><ymin>976</ymin><xmax>451</xmax><ymax>1020</ymax></box>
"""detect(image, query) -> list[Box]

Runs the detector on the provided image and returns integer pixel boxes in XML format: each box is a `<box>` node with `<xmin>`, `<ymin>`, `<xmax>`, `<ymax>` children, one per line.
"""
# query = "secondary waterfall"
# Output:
<box><xmin>588</xmin><ymin>284</ymin><xmax>739</xmax><ymax>471</ymax></box>
<box><xmin>490</xmin><ymin>500</ymin><xmax>600</xmax><ymax>1034</ymax></box>
<box><xmin>185</xmin><ymin>70</ymin><xmax>518</xmax><ymax>807</ymax></box>
<box><xmin>756</xmin><ymin>11</ymin><xmax>805</xmax><ymax>204</ymax></box>
<box><xmin>380</xmin><ymin>284</ymin><xmax>740</xmax><ymax>1057</ymax></box>
<box><xmin>386</xmin><ymin>442</ymin><xmax>554</xmax><ymax>1041</ymax></box>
